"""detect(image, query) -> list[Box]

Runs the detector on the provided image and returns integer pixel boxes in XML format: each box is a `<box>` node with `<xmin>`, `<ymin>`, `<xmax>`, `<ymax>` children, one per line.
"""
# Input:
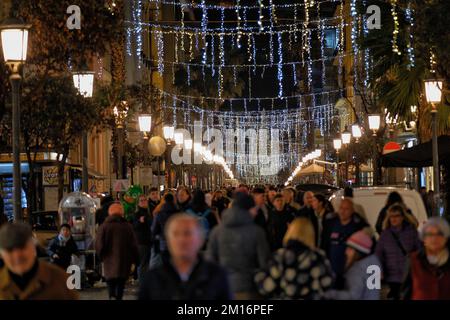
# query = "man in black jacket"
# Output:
<box><xmin>147</xmin><ymin>187</ymin><xmax>160</xmax><ymax>215</ymax></box>
<box><xmin>134</xmin><ymin>195</ymin><xmax>153</xmax><ymax>280</ymax></box>
<box><xmin>139</xmin><ymin>213</ymin><xmax>232</xmax><ymax>300</ymax></box>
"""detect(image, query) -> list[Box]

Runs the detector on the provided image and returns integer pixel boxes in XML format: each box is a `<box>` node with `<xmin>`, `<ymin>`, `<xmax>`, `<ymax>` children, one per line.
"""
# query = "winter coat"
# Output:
<box><xmin>185</xmin><ymin>206</ymin><xmax>214</xmax><ymax>236</ymax></box>
<box><xmin>402</xmin><ymin>246</ymin><xmax>450</xmax><ymax>300</ymax></box>
<box><xmin>151</xmin><ymin>202</ymin><xmax>179</xmax><ymax>252</ymax></box>
<box><xmin>133</xmin><ymin>206</ymin><xmax>153</xmax><ymax>246</ymax></box>
<box><xmin>0</xmin><ymin>260</ymin><xmax>78</xmax><ymax>300</ymax></box>
<box><xmin>324</xmin><ymin>254</ymin><xmax>381</xmax><ymax>300</ymax></box>
<box><xmin>138</xmin><ymin>256</ymin><xmax>232</xmax><ymax>300</ymax></box>
<box><xmin>266</xmin><ymin>207</ymin><xmax>294</xmax><ymax>252</ymax></box>
<box><xmin>255</xmin><ymin>240</ymin><xmax>334</xmax><ymax>299</ymax></box>
<box><xmin>95</xmin><ymin>214</ymin><xmax>139</xmax><ymax>280</ymax></box>
<box><xmin>47</xmin><ymin>235</ymin><xmax>79</xmax><ymax>270</ymax></box>
<box><xmin>206</xmin><ymin>207</ymin><xmax>271</xmax><ymax>294</ymax></box>
<box><xmin>375</xmin><ymin>223</ymin><xmax>420</xmax><ymax>283</ymax></box>
<box><xmin>321</xmin><ymin>214</ymin><xmax>369</xmax><ymax>278</ymax></box>
<box><xmin>148</xmin><ymin>199</ymin><xmax>160</xmax><ymax>215</ymax></box>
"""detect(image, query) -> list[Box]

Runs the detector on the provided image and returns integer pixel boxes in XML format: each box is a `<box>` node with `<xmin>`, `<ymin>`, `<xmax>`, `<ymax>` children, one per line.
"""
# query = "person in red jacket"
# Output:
<box><xmin>402</xmin><ymin>217</ymin><xmax>450</xmax><ymax>300</ymax></box>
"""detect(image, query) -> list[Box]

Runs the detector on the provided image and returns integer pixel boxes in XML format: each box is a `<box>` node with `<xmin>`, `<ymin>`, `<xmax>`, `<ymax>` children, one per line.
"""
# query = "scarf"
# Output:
<box><xmin>427</xmin><ymin>248</ymin><xmax>449</xmax><ymax>267</ymax></box>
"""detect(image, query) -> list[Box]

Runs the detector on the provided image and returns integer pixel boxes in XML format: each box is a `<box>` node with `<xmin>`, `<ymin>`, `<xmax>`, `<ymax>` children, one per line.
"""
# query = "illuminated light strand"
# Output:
<box><xmin>277</xmin><ymin>32</ymin><xmax>284</xmax><ymax>97</ymax></box>
<box><xmin>125</xmin><ymin>16</ymin><xmax>346</xmax><ymax>34</ymax></box>
<box><xmin>405</xmin><ymin>5</ymin><xmax>415</xmax><ymax>69</ymax></box>
<box><xmin>156</xmin><ymin>32</ymin><xmax>164</xmax><ymax>74</ymax></box>
<box><xmin>145</xmin><ymin>0</ymin><xmax>342</xmax><ymax>10</ymax></box>
<box><xmin>390</xmin><ymin>0</ymin><xmax>401</xmax><ymax>55</ymax></box>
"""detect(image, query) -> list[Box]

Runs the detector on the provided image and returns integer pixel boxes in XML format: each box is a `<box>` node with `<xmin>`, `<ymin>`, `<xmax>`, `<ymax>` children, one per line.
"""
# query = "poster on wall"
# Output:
<box><xmin>42</xmin><ymin>166</ymin><xmax>69</xmax><ymax>186</ymax></box>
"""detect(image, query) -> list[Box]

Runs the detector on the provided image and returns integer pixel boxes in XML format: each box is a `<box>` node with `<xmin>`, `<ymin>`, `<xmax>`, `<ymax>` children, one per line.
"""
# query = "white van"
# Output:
<box><xmin>329</xmin><ymin>187</ymin><xmax>428</xmax><ymax>233</ymax></box>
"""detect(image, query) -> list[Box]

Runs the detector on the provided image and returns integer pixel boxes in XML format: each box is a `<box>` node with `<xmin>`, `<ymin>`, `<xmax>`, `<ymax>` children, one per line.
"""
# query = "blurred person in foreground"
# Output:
<box><xmin>324</xmin><ymin>231</ymin><xmax>381</xmax><ymax>300</ymax></box>
<box><xmin>139</xmin><ymin>214</ymin><xmax>232</xmax><ymax>300</ymax></box>
<box><xmin>0</xmin><ymin>223</ymin><xmax>78</xmax><ymax>300</ymax></box>
<box><xmin>255</xmin><ymin>218</ymin><xmax>333</xmax><ymax>299</ymax></box>
<box><xmin>206</xmin><ymin>192</ymin><xmax>270</xmax><ymax>299</ymax></box>
<box><xmin>96</xmin><ymin>203</ymin><xmax>139</xmax><ymax>300</ymax></box>
<box><xmin>402</xmin><ymin>217</ymin><xmax>450</xmax><ymax>300</ymax></box>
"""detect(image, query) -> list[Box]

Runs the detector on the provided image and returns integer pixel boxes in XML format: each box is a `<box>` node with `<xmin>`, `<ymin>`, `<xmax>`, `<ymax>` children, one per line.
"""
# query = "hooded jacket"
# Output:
<box><xmin>206</xmin><ymin>206</ymin><xmax>271</xmax><ymax>293</ymax></box>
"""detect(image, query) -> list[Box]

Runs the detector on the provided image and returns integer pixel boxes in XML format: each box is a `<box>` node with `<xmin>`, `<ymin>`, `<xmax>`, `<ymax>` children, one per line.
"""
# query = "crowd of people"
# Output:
<box><xmin>0</xmin><ymin>184</ymin><xmax>450</xmax><ymax>300</ymax></box>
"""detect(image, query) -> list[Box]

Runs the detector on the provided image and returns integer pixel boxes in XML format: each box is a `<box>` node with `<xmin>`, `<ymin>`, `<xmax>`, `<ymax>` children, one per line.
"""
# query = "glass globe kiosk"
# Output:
<box><xmin>59</xmin><ymin>192</ymin><xmax>98</xmax><ymax>286</ymax></box>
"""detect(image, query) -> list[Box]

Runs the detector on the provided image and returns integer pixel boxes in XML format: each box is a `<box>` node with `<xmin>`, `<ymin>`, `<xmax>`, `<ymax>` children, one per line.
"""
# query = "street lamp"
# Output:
<box><xmin>163</xmin><ymin>125</ymin><xmax>175</xmax><ymax>142</ymax></box>
<box><xmin>1</xmin><ymin>18</ymin><xmax>30</xmax><ymax>221</ymax></box>
<box><xmin>333</xmin><ymin>138</ymin><xmax>342</xmax><ymax>187</ymax></box>
<box><xmin>368</xmin><ymin>114</ymin><xmax>381</xmax><ymax>136</ymax></box>
<box><xmin>351</xmin><ymin>123</ymin><xmax>362</xmax><ymax>141</ymax></box>
<box><xmin>424</xmin><ymin>79</ymin><xmax>443</xmax><ymax>216</ymax></box>
<box><xmin>73</xmin><ymin>71</ymin><xmax>95</xmax><ymax>193</ymax></box>
<box><xmin>341</xmin><ymin>128</ymin><xmax>352</xmax><ymax>145</ymax></box>
<box><xmin>138</xmin><ymin>114</ymin><xmax>152</xmax><ymax>139</ymax></box>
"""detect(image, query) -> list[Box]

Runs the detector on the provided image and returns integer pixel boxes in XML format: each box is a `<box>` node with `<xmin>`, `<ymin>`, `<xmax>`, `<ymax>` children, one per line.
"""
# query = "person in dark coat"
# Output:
<box><xmin>185</xmin><ymin>189</ymin><xmax>216</xmax><ymax>236</ymax></box>
<box><xmin>375</xmin><ymin>192</ymin><xmax>408</xmax><ymax>235</ymax></box>
<box><xmin>311</xmin><ymin>193</ymin><xmax>334</xmax><ymax>246</ymax></box>
<box><xmin>176</xmin><ymin>186</ymin><xmax>192</xmax><ymax>212</ymax></box>
<box><xmin>252</xmin><ymin>187</ymin><xmax>270</xmax><ymax>235</ymax></box>
<box><xmin>133</xmin><ymin>195</ymin><xmax>153</xmax><ymax>280</ymax></box>
<box><xmin>282</xmin><ymin>187</ymin><xmax>301</xmax><ymax>214</ymax></box>
<box><xmin>375</xmin><ymin>204</ymin><xmax>420</xmax><ymax>299</ymax></box>
<box><xmin>95</xmin><ymin>195</ymin><xmax>114</xmax><ymax>226</ymax></box>
<box><xmin>266</xmin><ymin>194</ymin><xmax>294</xmax><ymax>252</ymax></box>
<box><xmin>321</xmin><ymin>198</ymin><xmax>370</xmax><ymax>289</ymax></box>
<box><xmin>152</xmin><ymin>193</ymin><xmax>179</xmax><ymax>256</ymax></box>
<box><xmin>95</xmin><ymin>203</ymin><xmax>139</xmax><ymax>300</ymax></box>
<box><xmin>139</xmin><ymin>214</ymin><xmax>232</xmax><ymax>300</ymax></box>
<box><xmin>147</xmin><ymin>187</ymin><xmax>160</xmax><ymax>216</ymax></box>
<box><xmin>47</xmin><ymin>224</ymin><xmax>79</xmax><ymax>270</ymax></box>
<box><xmin>297</xmin><ymin>191</ymin><xmax>319</xmax><ymax>241</ymax></box>
<box><xmin>402</xmin><ymin>217</ymin><xmax>450</xmax><ymax>300</ymax></box>
<box><xmin>206</xmin><ymin>192</ymin><xmax>271</xmax><ymax>299</ymax></box>
<box><xmin>211</xmin><ymin>190</ymin><xmax>229</xmax><ymax>218</ymax></box>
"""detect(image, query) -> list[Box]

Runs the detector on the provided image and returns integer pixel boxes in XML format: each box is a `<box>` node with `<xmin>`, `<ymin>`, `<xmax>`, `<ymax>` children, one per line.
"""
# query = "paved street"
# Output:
<box><xmin>78</xmin><ymin>282</ymin><xmax>139</xmax><ymax>300</ymax></box>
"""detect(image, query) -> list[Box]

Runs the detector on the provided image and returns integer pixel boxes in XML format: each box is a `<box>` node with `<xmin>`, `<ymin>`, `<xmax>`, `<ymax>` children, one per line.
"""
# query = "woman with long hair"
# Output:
<box><xmin>255</xmin><ymin>218</ymin><xmax>334</xmax><ymax>299</ymax></box>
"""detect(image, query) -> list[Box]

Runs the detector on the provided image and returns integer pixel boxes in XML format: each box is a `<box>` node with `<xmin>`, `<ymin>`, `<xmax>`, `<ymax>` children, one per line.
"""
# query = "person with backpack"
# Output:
<box><xmin>185</xmin><ymin>189</ymin><xmax>216</xmax><ymax>238</ymax></box>
<box><xmin>375</xmin><ymin>204</ymin><xmax>420</xmax><ymax>300</ymax></box>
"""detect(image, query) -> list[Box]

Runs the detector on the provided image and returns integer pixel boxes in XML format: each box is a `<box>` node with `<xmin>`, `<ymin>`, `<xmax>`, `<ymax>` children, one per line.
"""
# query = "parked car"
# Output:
<box><xmin>329</xmin><ymin>187</ymin><xmax>428</xmax><ymax>233</ymax></box>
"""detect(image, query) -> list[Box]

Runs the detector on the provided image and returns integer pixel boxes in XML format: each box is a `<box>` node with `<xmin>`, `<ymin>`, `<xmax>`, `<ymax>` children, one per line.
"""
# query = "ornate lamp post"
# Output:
<box><xmin>1</xmin><ymin>18</ymin><xmax>30</xmax><ymax>221</ymax></box>
<box><xmin>163</xmin><ymin>125</ymin><xmax>174</xmax><ymax>189</ymax></box>
<box><xmin>424</xmin><ymin>79</ymin><xmax>443</xmax><ymax>216</ymax></box>
<box><xmin>333</xmin><ymin>138</ymin><xmax>342</xmax><ymax>187</ymax></box>
<box><xmin>73</xmin><ymin>71</ymin><xmax>94</xmax><ymax>193</ymax></box>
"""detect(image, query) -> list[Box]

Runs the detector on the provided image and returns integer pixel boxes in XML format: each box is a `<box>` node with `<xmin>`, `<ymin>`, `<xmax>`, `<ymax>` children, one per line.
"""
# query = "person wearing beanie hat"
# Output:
<box><xmin>402</xmin><ymin>217</ymin><xmax>450</xmax><ymax>300</ymax></box>
<box><xmin>206</xmin><ymin>191</ymin><xmax>270</xmax><ymax>299</ymax></box>
<box><xmin>0</xmin><ymin>223</ymin><xmax>78</xmax><ymax>300</ymax></box>
<box><xmin>324</xmin><ymin>231</ymin><xmax>381</xmax><ymax>300</ymax></box>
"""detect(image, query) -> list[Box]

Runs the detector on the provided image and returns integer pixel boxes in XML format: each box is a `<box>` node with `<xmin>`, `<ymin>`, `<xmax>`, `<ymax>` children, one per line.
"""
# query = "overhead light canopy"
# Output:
<box><xmin>0</xmin><ymin>18</ymin><xmax>30</xmax><ymax>65</ymax></box>
<box><xmin>424</xmin><ymin>80</ymin><xmax>443</xmax><ymax>104</ymax></box>
<box><xmin>73</xmin><ymin>71</ymin><xmax>95</xmax><ymax>98</ymax></box>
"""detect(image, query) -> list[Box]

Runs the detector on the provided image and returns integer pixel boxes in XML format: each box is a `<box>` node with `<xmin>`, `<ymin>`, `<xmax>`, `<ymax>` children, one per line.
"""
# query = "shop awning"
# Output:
<box><xmin>381</xmin><ymin>135</ymin><xmax>450</xmax><ymax>168</ymax></box>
